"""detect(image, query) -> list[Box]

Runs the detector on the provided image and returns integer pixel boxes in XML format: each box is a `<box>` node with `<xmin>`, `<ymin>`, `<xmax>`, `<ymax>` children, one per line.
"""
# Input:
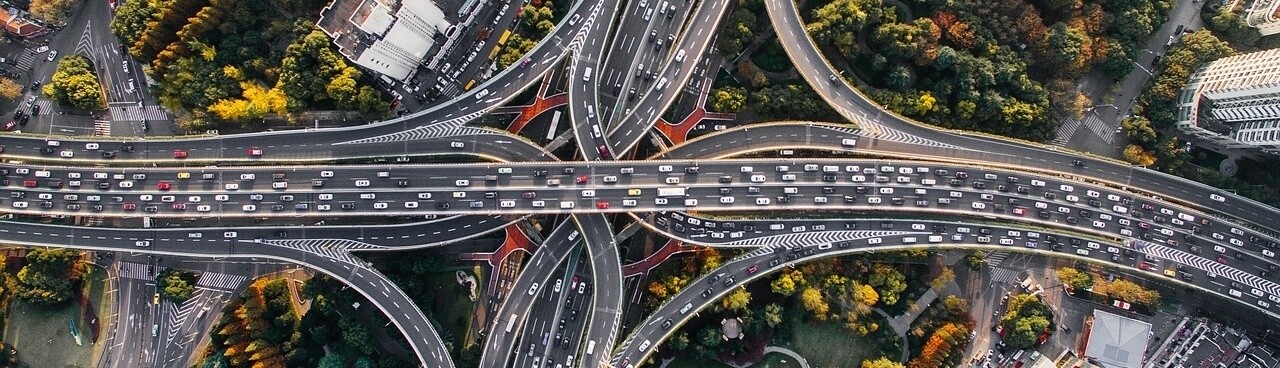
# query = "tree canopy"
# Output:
<box><xmin>15</xmin><ymin>248</ymin><xmax>84</xmax><ymax>305</ymax></box>
<box><xmin>43</xmin><ymin>55</ymin><xmax>104</xmax><ymax>110</ymax></box>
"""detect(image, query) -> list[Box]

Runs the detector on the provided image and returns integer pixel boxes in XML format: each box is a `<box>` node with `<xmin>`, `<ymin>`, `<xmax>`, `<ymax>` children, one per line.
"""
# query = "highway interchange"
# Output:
<box><xmin>3</xmin><ymin>0</ymin><xmax>1280</xmax><ymax>366</ymax></box>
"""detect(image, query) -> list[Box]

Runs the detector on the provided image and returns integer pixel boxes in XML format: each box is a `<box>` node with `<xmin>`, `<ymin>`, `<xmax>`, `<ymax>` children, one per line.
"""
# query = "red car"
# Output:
<box><xmin>156</xmin><ymin>181</ymin><xmax>172</xmax><ymax>191</ymax></box>
<box><xmin>596</xmin><ymin>201</ymin><xmax>609</xmax><ymax>209</ymax></box>
<box><xmin>576</xmin><ymin>175</ymin><xmax>589</xmax><ymax>184</ymax></box>
<box><xmin>173</xmin><ymin>150</ymin><xmax>188</xmax><ymax>159</ymax></box>
<box><xmin>171</xmin><ymin>203</ymin><xmax>186</xmax><ymax>210</ymax></box>
<box><xmin>122</xmin><ymin>202</ymin><xmax>137</xmax><ymax>210</ymax></box>
<box><xmin>747</xmin><ymin>264</ymin><xmax>760</xmax><ymax>274</ymax></box>
<box><xmin>1012</xmin><ymin>207</ymin><xmax>1026</xmax><ymax>216</ymax></box>
<box><xmin>248</xmin><ymin>147</ymin><xmax>264</xmax><ymax>157</ymax></box>
<box><xmin>2</xmin><ymin>121</ymin><xmax>15</xmax><ymax>131</ymax></box>
<box><xmin>22</xmin><ymin>179</ymin><xmax>37</xmax><ymax>187</ymax></box>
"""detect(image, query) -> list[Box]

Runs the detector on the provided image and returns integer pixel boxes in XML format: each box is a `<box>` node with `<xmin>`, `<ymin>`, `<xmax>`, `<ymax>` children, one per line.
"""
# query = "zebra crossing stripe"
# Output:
<box><xmin>1080</xmin><ymin>112</ymin><xmax>1116</xmax><ymax>144</ymax></box>
<box><xmin>1137</xmin><ymin>240</ymin><xmax>1280</xmax><ymax>296</ymax></box>
<box><xmin>722</xmin><ymin>230</ymin><xmax>928</xmax><ymax>247</ymax></box>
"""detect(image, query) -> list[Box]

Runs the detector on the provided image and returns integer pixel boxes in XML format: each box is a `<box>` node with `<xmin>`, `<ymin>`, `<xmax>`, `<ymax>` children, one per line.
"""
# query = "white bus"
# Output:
<box><xmin>504</xmin><ymin>314</ymin><xmax>517</xmax><ymax>333</ymax></box>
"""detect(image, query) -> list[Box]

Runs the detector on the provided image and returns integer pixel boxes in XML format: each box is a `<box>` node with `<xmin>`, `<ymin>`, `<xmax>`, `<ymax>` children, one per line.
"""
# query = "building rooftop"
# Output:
<box><xmin>317</xmin><ymin>0</ymin><xmax>451</xmax><ymax>81</ymax></box>
<box><xmin>1085</xmin><ymin>310</ymin><xmax>1152</xmax><ymax>368</ymax></box>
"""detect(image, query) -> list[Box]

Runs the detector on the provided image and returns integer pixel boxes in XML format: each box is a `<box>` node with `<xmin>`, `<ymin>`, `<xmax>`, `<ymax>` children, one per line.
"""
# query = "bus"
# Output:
<box><xmin>463</xmin><ymin>80</ymin><xmax>476</xmax><ymax>91</ymax></box>
<box><xmin>504</xmin><ymin>313</ymin><xmax>517</xmax><ymax>332</ymax></box>
<box><xmin>497</xmin><ymin>30</ymin><xmax>512</xmax><ymax>45</ymax></box>
<box><xmin>488</xmin><ymin>46</ymin><xmax>502</xmax><ymax>60</ymax></box>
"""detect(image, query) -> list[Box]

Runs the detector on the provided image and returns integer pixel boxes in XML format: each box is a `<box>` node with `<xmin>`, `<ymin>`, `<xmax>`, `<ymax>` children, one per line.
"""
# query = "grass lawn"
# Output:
<box><xmin>666</xmin><ymin>352</ymin><xmax>805</xmax><ymax>368</ymax></box>
<box><xmin>784</xmin><ymin>320</ymin><xmax>875</xmax><ymax>368</ymax></box>
<box><xmin>421</xmin><ymin>270</ymin><xmax>478</xmax><ymax>346</ymax></box>
<box><xmin>3</xmin><ymin>300</ymin><xmax>95</xmax><ymax>367</ymax></box>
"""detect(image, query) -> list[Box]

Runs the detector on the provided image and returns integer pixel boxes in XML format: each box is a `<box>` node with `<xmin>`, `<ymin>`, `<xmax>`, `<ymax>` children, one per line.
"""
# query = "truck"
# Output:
<box><xmin>657</xmin><ymin>187</ymin><xmax>687</xmax><ymax>197</ymax></box>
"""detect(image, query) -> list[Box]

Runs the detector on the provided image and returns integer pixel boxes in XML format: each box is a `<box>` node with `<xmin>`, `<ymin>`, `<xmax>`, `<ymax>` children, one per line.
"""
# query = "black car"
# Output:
<box><xmin>701</xmin><ymin>288</ymin><xmax>714</xmax><ymax>298</ymax></box>
<box><xmin>435</xmin><ymin>202</ymin><xmax>450</xmax><ymax>210</ymax></box>
<box><xmin>39</xmin><ymin>146</ymin><xmax>55</xmax><ymax>154</ymax></box>
<box><xmin>102</xmin><ymin>151</ymin><xmax>116</xmax><ymax>158</ymax></box>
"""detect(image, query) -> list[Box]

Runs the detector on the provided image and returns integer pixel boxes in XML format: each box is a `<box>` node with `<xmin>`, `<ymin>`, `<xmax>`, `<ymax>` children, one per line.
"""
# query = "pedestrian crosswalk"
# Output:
<box><xmin>13</xmin><ymin>50</ymin><xmax>34</xmax><ymax>71</ymax></box>
<box><xmin>195</xmin><ymin>272</ymin><xmax>247</xmax><ymax>291</ymax></box>
<box><xmin>439</xmin><ymin>82</ymin><xmax>462</xmax><ymax>99</ymax></box>
<box><xmin>1053</xmin><ymin>116</ymin><xmax>1082</xmax><ymax>145</ymax></box>
<box><xmin>93</xmin><ymin>120</ymin><xmax>111</xmax><ymax>136</ymax></box>
<box><xmin>118</xmin><ymin>261</ymin><xmax>152</xmax><ymax>280</ymax></box>
<box><xmin>108</xmin><ymin>104</ymin><xmax>169</xmax><ymax>122</ymax></box>
<box><xmin>986</xmin><ymin>250</ymin><xmax>1010</xmax><ymax>267</ymax></box>
<box><xmin>990</xmin><ymin>267</ymin><xmax>1022</xmax><ymax>285</ymax></box>
<box><xmin>1054</xmin><ymin>112</ymin><xmax>1116</xmax><ymax>145</ymax></box>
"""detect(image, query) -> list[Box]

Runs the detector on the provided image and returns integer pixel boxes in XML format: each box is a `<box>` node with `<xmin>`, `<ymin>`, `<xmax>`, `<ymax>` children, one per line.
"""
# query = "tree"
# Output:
<box><xmin>29</xmin><ymin>0</ymin><xmax>75</xmax><ymax>23</ymax></box>
<box><xmin>0</xmin><ymin>78</ymin><xmax>21</xmax><ymax>100</ymax></box>
<box><xmin>863</xmin><ymin>357</ymin><xmax>906</xmax><ymax>368</ymax></box>
<box><xmin>762</xmin><ymin>303</ymin><xmax>783</xmax><ymax>327</ymax></box>
<box><xmin>111</xmin><ymin>0</ymin><xmax>156</xmax><ymax>51</ymax></box>
<box><xmin>43</xmin><ymin>55</ymin><xmax>104</xmax><ymax>110</ymax></box>
<box><xmin>318</xmin><ymin>354</ymin><xmax>345</xmax><ymax>368</ymax></box>
<box><xmin>1206</xmin><ymin>4</ymin><xmax>1261</xmax><ymax>47</ymax></box>
<box><xmin>15</xmin><ymin>248</ymin><xmax>83</xmax><ymax>305</ymax></box>
<box><xmin>1092</xmin><ymin>277</ymin><xmax>1160</xmax><ymax>306</ymax></box>
<box><xmin>708</xmin><ymin>86</ymin><xmax>746</xmax><ymax>112</ymax></box>
<box><xmin>872</xmin><ymin>22</ymin><xmax>922</xmax><ymax>60</ymax></box>
<box><xmin>867</xmin><ymin>264</ymin><xmax>907</xmax><ymax>305</ymax></box>
<box><xmin>1056</xmin><ymin>267</ymin><xmax>1092</xmax><ymax>292</ymax></box>
<box><xmin>668</xmin><ymin>331</ymin><xmax>691</xmax><ymax>351</ymax></box>
<box><xmin>721</xmin><ymin>287</ymin><xmax>752</xmax><ymax>312</ymax></box>
<box><xmin>207</xmin><ymin>82</ymin><xmax>289</xmax><ymax>122</ymax></box>
<box><xmin>800</xmin><ymin>287</ymin><xmax>830</xmax><ymax>320</ymax></box>
<box><xmin>1001</xmin><ymin>294</ymin><xmax>1053</xmax><ymax>349</ymax></box>
<box><xmin>930</xmin><ymin>267</ymin><xmax>955</xmax><ymax>291</ymax></box>
<box><xmin>1044</xmin><ymin>23</ymin><xmax>1093</xmax><ymax>76</ymax></box>
<box><xmin>157</xmin><ymin>269</ymin><xmax>197</xmax><ymax>302</ymax></box>
<box><xmin>771</xmin><ymin>271</ymin><xmax>800</xmax><ymax>296</ymax></box>
<box><xmin>807</xmin><ymin>0</ymin><xmax>881</xmax><ymax>55</ymax></box>
<box><xmin>718</xmin><ymin>8</ymin><xmax>758</xmax><ymax>57</ymax></box>
<box><xmin>1122</xmin><ymin>116</ymin><xmax>1158</xmax><ymax>147</ymax></box>
<box><xmin>963</xmin><ymin>251</ymin><xmax>984</xmax><ymax>271</ymax></box>
<box><xmin>1123</xmin><ymin>145</ymin><xmax>1157</xmax><ymax>167</ymax></box>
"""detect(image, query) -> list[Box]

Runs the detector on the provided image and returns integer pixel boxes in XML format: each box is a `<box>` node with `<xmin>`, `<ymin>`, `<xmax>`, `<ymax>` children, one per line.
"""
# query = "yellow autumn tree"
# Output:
<box><xmin>208</xmin><ymin>82</ymin><xmax>288</xmax><ymax>122</ymax></box>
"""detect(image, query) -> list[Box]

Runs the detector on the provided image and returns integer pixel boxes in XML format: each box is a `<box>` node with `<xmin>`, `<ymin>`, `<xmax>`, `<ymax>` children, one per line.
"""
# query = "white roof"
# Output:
<box><xmin>1086</xmin><ymin>309</ymin><xmax>1152</xmax><ymax>368</ymax></box>
<box><xmin>354</xmin><ymin>0</ymin><xmax>394</xmax><ymax>35</ymax></box>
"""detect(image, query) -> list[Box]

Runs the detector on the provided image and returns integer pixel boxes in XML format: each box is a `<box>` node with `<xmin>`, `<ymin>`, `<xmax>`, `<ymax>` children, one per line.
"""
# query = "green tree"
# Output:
<box><xmin>1044</xmin><ymin>22</ymin><xmax>1093</xmax><ymax>76</ymax></box>
<box><xmin>1205</xmin><ymin>4</ymin><xmax>1261</xmax><ymax>47</ymax></box>
<box><xmin>867</xmin><ymin>264</ymin><xmax>907</xmax><ymax>305</ymax></box>
<box><xmin>111</xmin><ymin>0</ymin><xmax>156</xmax><ymax>51</ymax></box>
<box><xmin>318</xmin><ymin>354</ymin><xmax>345</xmax><ymax>368</ymax></box>
<box><xmin>1122</xmin><ymin>115</ymin><xmax>1158</xmax><ymax>147</ymax></box>
<box><xmin>807</xmin><ymin>0</ymin><xmax>881</xmax><ymax>55</ymax></box>
<box><xmin>708</xmin><ymin>86</ymin><xmax>746</xmax><ymax>112</ymax></box>
<box><xmin>721</xmin><ymin>287</ymin><xmax>752</xmax><ymax>312</ymax></box>
<box><xmin>762</xmin><ymin>303</ymin><xmax>783</xmax><ymax>327</ymax></box>
<box><xmin>718</xmin><ymin>8</ymin><xmax>758</xmax><ymax>56</ymax></box>
<box><xmin>963</xmin><ymin>251</ymin><xmax>984</xmax><ymax>271</ymax></box>
<box><xmin>157</xmin><ymin>269</ymin><xmax>197</xmax><ymax>302</ymax></box>
<box><xmin>1001</xmin><ymin>294</ymin><xmax>1054</xmax><ymax>349</ymax></box>
<box><xmin>669</xmin><ymin>331</ymin><xmax>691</xmax><ymax>351</ymax></box>
<box><xmin>930</xmin><ymin>267</ymin><xmax>955</xmax><ymax>291</ymax></box>
<box><xmin>15</xmin><ymin>248</ymin><xmax>83</xmax><ymax>305</ymax></box>
<box><xmin>872</xmin><ymin>22</ymin><xmax>922</xmax><ymax>60</ymax></box>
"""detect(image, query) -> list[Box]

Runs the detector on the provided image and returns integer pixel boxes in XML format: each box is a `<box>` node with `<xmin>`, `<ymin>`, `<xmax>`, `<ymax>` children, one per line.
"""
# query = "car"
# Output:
<box><xmin>1210</xmin><ymin>193</ymin><xmax>1225</xmax><ymax>202</ymax></box>
<box><xmin>450</xmin><ymin>141</ymin><xmax>464</xmax><ymax>148</ymax></box>
<box><xmin>156</xmin><ymin>182</ymin><xmax>172</xmax><ymax>190</ymax></box>
<box><xmin>46</xmin><ymin>50</ymin><xmax>57</xmax><ymax>61</ymax></box>
<box><xmin>248</xmin><ymin>147</ymin><xmax>264</xmax><ymax>157</ymax></box>
<box><xmin>528</xmin><ymin>283</ymin><xmax>539</xmax><ymax>295</ymax></box>
<box><xmin>2</xmin><ymin>121</ymin><xmax>15</xmax><ymax>131</ymax></box>
<box><xmin>59</xmin><ymin>150</ymin><xmax>73</xmax><ymax>158</ymax></box>
<box><xmin>173</xmin><ymin>150</ymin><xmax>188</xmax><ymax>158</ymax></box>
<box><xmin>596</xmin><ymin>201</ymin><xmax>610</xmax><ymax>209</ymax></box>
<box><xmin>747</xmin><ymin>264</ymin><xmax>759</xmax><ymax>274</ymax></box>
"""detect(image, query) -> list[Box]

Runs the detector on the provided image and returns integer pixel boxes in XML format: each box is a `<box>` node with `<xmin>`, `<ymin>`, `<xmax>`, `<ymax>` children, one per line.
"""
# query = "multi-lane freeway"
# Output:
<box><xmin>3</xmin><ymin>0</ymin><xmax>1280</xmax><ymax>366</ymax></box>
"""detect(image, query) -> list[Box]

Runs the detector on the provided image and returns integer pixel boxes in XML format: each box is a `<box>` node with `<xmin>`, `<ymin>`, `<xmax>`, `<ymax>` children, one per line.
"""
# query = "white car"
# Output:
<box><xmin>455</xmin><ymin>179</ymin><xmax>469</xmax><ymax>187</ymax></box>
<box><xmin>755</xmin><ymin>197</ymin><xmax>769</xmax><ymax>205</ymax></box>
<box><xmin>355</xmin><ymin>180</ymin><xmax>370</xmax><ymax>187</ymax></box>
<box><xmin>85</xmin><ymin>143</ymin><xmax>99</xmax><ymax>150</ymax></box>
<box><xmin>46</xmin><ymin>50</ymin><xmax>57</xmax><ymax>61</ymax></box>
<box><xmin>622</xmin><ymin>199</ymin><xmax>637</xmax><ymax>207</ymax></box>
<box><xmin>59</xmin><ymin>150</ymin><xmax>74</xmax><ymax>158</ymax></box>
<box><xmin>1092</xmin><ymin>221</ymin><xmax>1106</xmax><ymax>229</ymax></box>
<box><xmin>240</xmin><ymin>173</ymin><xmax>255</xmax><ymax>180</ymax></box>
<box><xmin>1210</xmin><ymin>193</ymin><xmax>1226</xmax><ymax>202</ymax></box>
<box><xmin>450</xmin><ymin>141</ymin><xmax>465</xmax><ymax>148</ymax></box>
<box><xmin>321</xmin><ymin>171</ymin><xmax>334</xmax><ymax>177</ymax></box>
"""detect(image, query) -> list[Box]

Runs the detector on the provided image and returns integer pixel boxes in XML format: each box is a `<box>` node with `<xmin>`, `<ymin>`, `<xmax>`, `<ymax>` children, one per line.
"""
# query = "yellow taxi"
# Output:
<box><xmin>177</xmin><ymin>172</ymin><xmax>190</xmax><ymax>179</ymax></box>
